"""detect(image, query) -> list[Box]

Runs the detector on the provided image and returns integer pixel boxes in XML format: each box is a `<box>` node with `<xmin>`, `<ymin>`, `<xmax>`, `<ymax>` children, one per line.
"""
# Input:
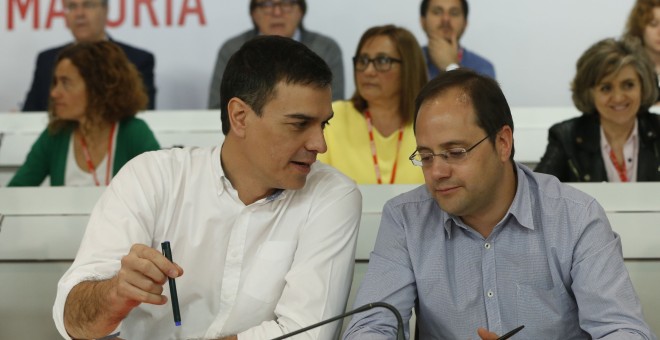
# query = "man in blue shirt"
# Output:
<box><xmin>420</xmin><ymin>0</ymin><xmax>495</xmax><ymax>80</ymax></box>
<box><xmin>343</xmin><ymin>69</ymin><xmax>655</xmax><ymax>339</ymax></box>
<box><xmin>23</xmin><ymin>0</ymin><xmax>156</xmax><ymax>111</ymax></box>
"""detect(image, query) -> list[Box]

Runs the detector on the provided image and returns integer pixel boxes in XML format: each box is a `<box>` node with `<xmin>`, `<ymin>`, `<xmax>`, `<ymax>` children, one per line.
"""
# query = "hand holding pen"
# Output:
<box><xmin>65</xmin><ymin>244</ymin><xmax>184</xmax><ymax>339</ymax></box>
<box><xmin>477</xmin><ymin>325</ymin><xmax>524</xmax><ymax>340</ymax></box>
<box><xmin>114</xmin><ymin>243</ymin><xmax>184</xmax><ymax>304</ymax></box>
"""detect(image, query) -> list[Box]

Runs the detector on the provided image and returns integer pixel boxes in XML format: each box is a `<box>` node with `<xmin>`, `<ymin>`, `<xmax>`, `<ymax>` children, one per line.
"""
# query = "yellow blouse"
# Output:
<box><xmin>318</xmin><ymin>100</ymin><xmax>424</xmax><ymax>184</ymax></box>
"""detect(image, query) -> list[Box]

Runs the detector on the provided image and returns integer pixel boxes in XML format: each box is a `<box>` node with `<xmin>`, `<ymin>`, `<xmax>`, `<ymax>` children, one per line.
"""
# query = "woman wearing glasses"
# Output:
<box><xmin>8</xmin><ymin>41</ymin><xmax>160</xmax><ymax>186</ymax></box>
<box><xmin>318</xmin><ymin>25</ymin><xmax>428</xmax><ymax>184</ymax></box>
<box><xmin>535</xmin><ymin>37</ymin><xmax>660</xmax><ymax>182</ymax></box>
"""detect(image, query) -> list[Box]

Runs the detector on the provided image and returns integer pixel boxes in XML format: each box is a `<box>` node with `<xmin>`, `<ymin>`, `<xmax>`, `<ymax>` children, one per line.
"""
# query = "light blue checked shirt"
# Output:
<box><xmin>344</xmin><ymin>164</ymin><xmax>655</xmax><ymax>340</ymax></box>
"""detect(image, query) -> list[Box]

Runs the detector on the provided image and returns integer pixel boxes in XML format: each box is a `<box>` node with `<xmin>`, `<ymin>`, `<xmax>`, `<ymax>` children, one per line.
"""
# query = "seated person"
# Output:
<box><xmin>208</xmin><ymin>0</ymin><xmax>344</xmax><ymax>109</ymax></box>
<box><xmin>343</xmin><ymin>69</ymin><xmax>654</xmax><ymax>340</ymax></box>
<box><xmin>625</xmin><ymin>0</ymin><xmax>660</xmax><ymax>99</ymax></box>
<box><xmin>318</xmin><ymin>25</ymin><xmax>427</xmax><ymax>184</ymax></box>
<box><xmin>535</xmin><ymin>37</ymin><xmax>660</xmax><ymax>182</ymax></box>
<box><xmin>23</xmin><ymin>0</ymin><xmax>156</xmax><ymax>111</ymax></box>
<box><xmin>53</xmin><ymin>36</ymin><xmax>361</xmax><ymax>340</ymax></box>
<box><xmin>9</xmin><ymin>41</ymin><xmax>159</xmax><ymax>187</ymax></box>
<box><xmin>419</xmin><ymin>0</ymin><xmax>495</xmax><ymax>79</ymax></box>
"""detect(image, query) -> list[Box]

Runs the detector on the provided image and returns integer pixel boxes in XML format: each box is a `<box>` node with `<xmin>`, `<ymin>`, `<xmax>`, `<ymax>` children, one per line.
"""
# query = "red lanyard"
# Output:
<box><xmin>457</xmin><ymin>47</ymin><xmax>464</xmax><ymax>63</ymax></box>
<box><xmin>365</xmin><ymin>111</ymin><xmax>404</xmax><ymax>184</ymax></box>
<box><xmin>79</xmin><ymin>122</ymin><xmax>116</xmax><ymax>186</ymax></box>
<box><xmin>608</xmin><ymin>148</ymin><xmax>628</xmax><ymax>182</ymax></box>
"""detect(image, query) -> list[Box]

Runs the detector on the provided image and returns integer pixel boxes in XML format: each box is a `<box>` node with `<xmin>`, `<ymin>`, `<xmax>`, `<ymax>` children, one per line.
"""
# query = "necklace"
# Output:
<box><xmin>365</xmin><ymin>110</ymin><xmax>404</xmax><ymax>184</ymax></box>
<box><xmin>79</xmin><ymin>122</ymin><xmax>116</xmax><ymax>186</ymax></box>
<box><xmin>608</xmin><ymin>148</ymin><xmax>628</xmax><ymax>182</ymax></box>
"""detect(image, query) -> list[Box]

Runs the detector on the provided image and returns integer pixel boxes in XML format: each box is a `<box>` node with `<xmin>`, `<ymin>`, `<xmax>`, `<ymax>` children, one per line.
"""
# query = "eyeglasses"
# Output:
<box><xmin>64</xmin><ymin>0</ymin><xmax>103</xmax><ymax>12</ymax></box>
<box><xmin>254</xmin><ymin>0</ymin><xmax>300</xmax><ymax>14</ymax></box>
<box><xmin>353</xmin><ymin>55</ymin><xmax>402</xmax><ymax>72</ymax></box>
<box><xmin>409</xmin><ymin>135</ymin><xmax>490</xmax><ymax>167</ymax></box>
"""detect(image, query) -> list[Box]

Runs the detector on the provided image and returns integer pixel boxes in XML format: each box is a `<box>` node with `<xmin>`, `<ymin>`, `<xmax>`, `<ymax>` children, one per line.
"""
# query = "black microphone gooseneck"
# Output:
<box><xmin>270</xmin><ymin>301</ymin><xmax>405</xmax><ymax>340</ymax></box>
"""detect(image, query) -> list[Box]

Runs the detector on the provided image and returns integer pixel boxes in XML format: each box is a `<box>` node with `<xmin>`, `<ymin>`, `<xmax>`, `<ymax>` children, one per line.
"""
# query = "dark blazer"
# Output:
<box><xmin>535</xmin><ymin>111</ymin><xmax>660</xmax><ymax>182</ymax></box>
<box><xmin>22</xmin><ymin>39</ymin><xmax>156</xmax><ymax>111</ymax></box>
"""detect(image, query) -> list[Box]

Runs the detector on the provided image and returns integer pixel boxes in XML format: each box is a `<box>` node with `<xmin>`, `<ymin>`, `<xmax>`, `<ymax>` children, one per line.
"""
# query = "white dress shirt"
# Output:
<box><xmin>53</xmin><ymin>146</ymin><xmax>362</xmax><ymax>339</ymax></box>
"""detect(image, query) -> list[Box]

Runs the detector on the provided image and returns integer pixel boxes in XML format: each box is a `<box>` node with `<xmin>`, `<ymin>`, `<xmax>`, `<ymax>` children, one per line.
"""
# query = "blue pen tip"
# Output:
<box><xmin>175</xmin><ymin>321</ymin><xmax>181</xmax><ymax>326</ymax></box>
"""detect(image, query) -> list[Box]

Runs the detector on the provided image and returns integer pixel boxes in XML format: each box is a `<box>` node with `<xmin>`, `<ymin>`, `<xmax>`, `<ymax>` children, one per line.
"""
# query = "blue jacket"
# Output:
<box><xmin>23</xmin><ymin>38</ymin><xmax>156</xmax><ymax>111</ymax></box>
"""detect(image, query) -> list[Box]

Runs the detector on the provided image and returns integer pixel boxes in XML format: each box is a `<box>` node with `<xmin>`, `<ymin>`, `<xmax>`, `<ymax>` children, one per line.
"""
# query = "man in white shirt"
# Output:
<box><xmin>53</xmin><ymin>35</ymin><xmax>362</xmax><ymax>340</ymax></box>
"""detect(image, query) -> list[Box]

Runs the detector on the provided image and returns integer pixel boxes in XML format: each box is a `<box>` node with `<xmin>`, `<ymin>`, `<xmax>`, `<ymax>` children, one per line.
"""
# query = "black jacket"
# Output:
<box><xmin>22</xmin><ymin>39</ymin><xmax>156</xmax><ymax>111</ymax></box>
<box><xmin>535</xmin><ymin>111</ymin><xmax>660</xmax><ymax>182</ymax></box>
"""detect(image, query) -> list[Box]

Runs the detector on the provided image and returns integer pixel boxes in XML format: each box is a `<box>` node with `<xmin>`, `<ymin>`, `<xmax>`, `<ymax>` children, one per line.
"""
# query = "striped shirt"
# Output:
<box><xmin>344</xmin><ymin>164</ymin><xmax>654</xmax><ymax>340</ymax></box>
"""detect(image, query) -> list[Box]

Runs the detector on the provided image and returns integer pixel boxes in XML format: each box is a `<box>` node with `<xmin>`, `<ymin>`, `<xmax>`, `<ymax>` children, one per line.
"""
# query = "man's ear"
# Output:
<box><xmin>227</xmin><ymin>98</ymin><xmax>250</xmax><ymax>138</ymax></box>
<box><xmin>496</xmin><ymin>125</ymin><xmax>513</xmax><ymax>162</ymax></box>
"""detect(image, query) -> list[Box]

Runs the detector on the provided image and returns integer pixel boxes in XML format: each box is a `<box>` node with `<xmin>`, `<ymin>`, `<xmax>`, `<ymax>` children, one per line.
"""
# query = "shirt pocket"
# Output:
<box><xmin>515</xmin><ymin>282</ymin><xmax>578</xmax><ymax>335</ymax></box>
<box><xmin>242</xmin><ymin>241</ymin><xmax>297</xmax><ymax>303</ymax></box>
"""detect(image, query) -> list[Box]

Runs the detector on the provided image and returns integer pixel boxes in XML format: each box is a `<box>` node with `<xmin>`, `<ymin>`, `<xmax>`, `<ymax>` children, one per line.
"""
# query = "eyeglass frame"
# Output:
<box><xmin>64</xmin><ymin>0</ymin><xmax>104</xmax><ymax>12</ymax></box>
<box><xmin>409</xmin><ymin>135</ymin><xmax>490</xmax><ymax>167</ymax></box>
<box><xmin>253</xmin><ymin>0</ymin><xmax>300</xmax><ymax>14</ymax></box>
<box><xmin>353</xmin><ymin>55</ymin><xmax>402</xmax><ymax>72</ymax></box>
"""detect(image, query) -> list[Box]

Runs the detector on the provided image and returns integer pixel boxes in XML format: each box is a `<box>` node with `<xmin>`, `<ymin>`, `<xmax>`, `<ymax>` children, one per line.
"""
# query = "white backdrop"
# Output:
<box><xmin>1</xmin><ymin>0</ymin><xmax>635</xmax><ymax>111</ymax></box>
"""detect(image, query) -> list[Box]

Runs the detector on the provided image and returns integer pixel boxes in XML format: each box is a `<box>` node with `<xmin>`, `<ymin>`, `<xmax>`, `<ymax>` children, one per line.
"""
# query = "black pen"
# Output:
<box><xmin>497</xmin><ymin>325</ymin><xmax>524</xmax><ymax>340</ymax></box>
<box><xmin>161</xmin><ymin>241</ymin><xmax>181</xmax><ymax>326</ymax></box>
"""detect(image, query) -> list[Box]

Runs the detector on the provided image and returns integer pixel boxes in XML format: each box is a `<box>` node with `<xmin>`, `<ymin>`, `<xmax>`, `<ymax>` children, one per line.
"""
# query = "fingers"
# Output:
<box><xmin>115</xmin><ymin>273</ymin><xmax>167</xmax><ymax>306</ymax></box>
<box><xmin>477</xmin><ymin>327</ymin><xmax>499</xmax><ymax>340</ymax></box>
<box><xmin>449</xmin><ymin>32</ymin><xmax>459</xmax><ymax>48</ymax></box>
<box><xmin>114</xmin><ymin>244</ymin><xmax>184</xmax><ymax>306</ymax></box>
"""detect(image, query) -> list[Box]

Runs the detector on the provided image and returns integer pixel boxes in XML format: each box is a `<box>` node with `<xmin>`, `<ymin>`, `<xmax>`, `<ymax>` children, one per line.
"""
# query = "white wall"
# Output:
<box><xmin>0</xmin><ymin>0</ymin><xmax>635</xmax><ymax>111</ymax></box>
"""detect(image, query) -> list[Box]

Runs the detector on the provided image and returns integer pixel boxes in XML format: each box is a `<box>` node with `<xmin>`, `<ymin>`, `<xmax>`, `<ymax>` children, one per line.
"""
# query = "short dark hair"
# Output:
<box><xmin>420</xmin><ymin>0</ymin><xmax>468</xmax><ymax>18</ymax></box>
<box><xmin>414</xmin><ymin>69</ymin><xmax>515</xmax><ymax>160</ymax></box>
<box><xmin>220</xmin><ymin>35</ymin><xmax>332</xmax><ymax>135</ymax></box>
<box><xmin>250</xmin><ymin>0</ymin><xmax>307</xmax><ymax>14</ymax></box>
<box><xmin>49</xmin><ymin>41</ymin><xmax>147</xmax><ymax>133</ymax></box>
<box><xmin>249</xmin><ymin>0</ymin><xmax>307</xmax><ymax>31</ymax></box>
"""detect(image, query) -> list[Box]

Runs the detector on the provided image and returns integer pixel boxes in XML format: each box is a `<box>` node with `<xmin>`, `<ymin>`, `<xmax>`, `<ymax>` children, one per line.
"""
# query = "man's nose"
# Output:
<box><xmin>271</xmin><ymin>3</ymin><xmax>284</xmax><ymax>16</ymax></box>
<box><xmin>427</xmin><ymin>156</ymin><xmax>451</xmax><ymax>179</ymax></box>
<box><xmin>307</xmin><ymin>127</ymin><xmax>328</xmax><ymax>154</ymax></box>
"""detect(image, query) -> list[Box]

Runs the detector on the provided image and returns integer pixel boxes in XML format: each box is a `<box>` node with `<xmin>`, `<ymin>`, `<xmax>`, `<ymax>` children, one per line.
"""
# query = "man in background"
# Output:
<box><xmin>420</xmin><ymin>0</ymin><xmax>495</xmax><ymax>79</ymax></box>
<box><xmin>208</xmin><ymin>0</ymin><xmax>344</xmax><ymax>109</ymax></box>
<box><xmin>23</xmin><ymin>0</ymin><xmax>156</xmax><ymax>111</ymax></box>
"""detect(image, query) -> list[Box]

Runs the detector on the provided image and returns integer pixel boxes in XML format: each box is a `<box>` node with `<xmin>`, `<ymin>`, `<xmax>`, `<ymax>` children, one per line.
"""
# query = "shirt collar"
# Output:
<box><xmin>506</xmin><ymin>163</ymin><xmax>536</xmax><ymax>231</ymax></box>
<box><xmin>599</xmin><ymin>118</ymin><xmax>638</xmax><ymax>151</ymax></box>
<box><xmin>213</xmin><ymin>145</ymin><xmax>288</xmax><ymax>204</ymax></box>
<box><xmin>440</xmin><ymin>163</ymin><xmax>535</xmax><ymax>239</ymax></box>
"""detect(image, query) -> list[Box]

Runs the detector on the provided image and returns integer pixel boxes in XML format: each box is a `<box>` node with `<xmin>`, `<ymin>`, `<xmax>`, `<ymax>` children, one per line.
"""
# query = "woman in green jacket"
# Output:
<box><xmin>9</xmin><ymin>41</ymin><xmax>160</xmax><ymax>186</ymax></box>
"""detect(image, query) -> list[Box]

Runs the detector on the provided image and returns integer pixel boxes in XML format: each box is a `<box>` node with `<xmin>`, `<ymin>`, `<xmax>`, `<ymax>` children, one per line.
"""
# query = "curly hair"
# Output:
<box><xmin>48</xmin><ymin>41</ymin><xmax>147</xmax><ymax>132</ymax></box>
<box><xmin>571</xmin><ymin>37</ymin><xmax>658</xmax><ymax>115</ymax></box>
<box><xmin>624</xmin><ymin>0</ymin><xmax>660</xmax><ymax>42</ymax></box>
<box><xmin>350</xmin><ymin>25</ymin><xmax>428</xmax><ymax>125</ymax></box>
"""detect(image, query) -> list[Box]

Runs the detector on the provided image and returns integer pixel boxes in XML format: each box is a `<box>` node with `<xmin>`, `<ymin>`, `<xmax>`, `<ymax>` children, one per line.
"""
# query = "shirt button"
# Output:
<box><xmin>487</xmin><ymin>290</ymin><xmax>494</xmax><ymax>298</ymax></box>
<box><xmin>484</xmin><ymin>242</ymin><xmax>491</xmax><ymax>249</ymax></box>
